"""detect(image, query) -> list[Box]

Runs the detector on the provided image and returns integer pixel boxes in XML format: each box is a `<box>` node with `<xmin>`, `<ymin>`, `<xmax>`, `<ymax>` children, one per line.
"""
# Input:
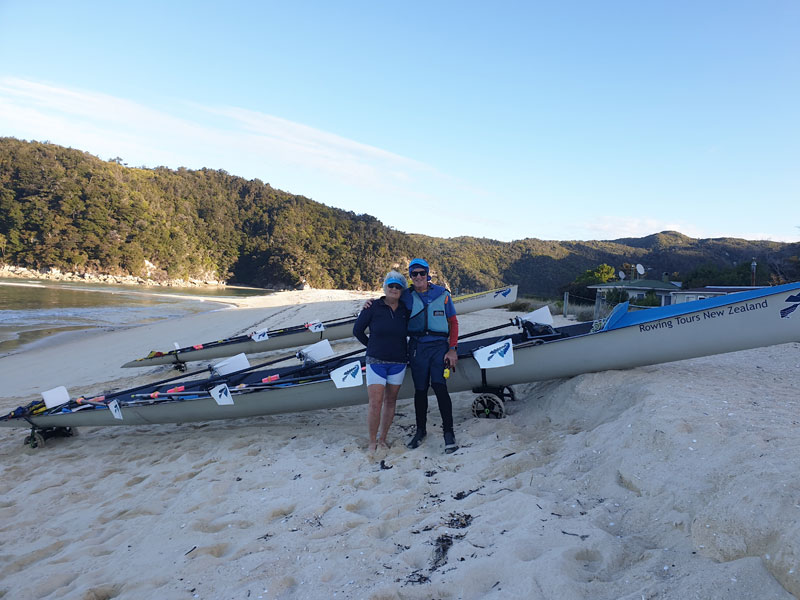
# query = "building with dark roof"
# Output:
<box><xmin>588</xmin><ymin>279</ymin><xmax>681</xmax><ymax>307</ymax></box>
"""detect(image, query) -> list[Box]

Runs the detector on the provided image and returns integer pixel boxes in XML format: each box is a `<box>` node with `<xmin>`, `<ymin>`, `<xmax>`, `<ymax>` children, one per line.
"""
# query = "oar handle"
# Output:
<box><xmin>456</xmin><ymin>319</ymin><xmax>517</xmax><ymax>341</ymax></box>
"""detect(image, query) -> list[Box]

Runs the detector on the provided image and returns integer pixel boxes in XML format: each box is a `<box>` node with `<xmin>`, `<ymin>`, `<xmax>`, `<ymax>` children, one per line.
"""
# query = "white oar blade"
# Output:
<box><xmin>212</xmin><ymin>353</ymin><xmax>251</xmax><ymax>376</ymax></box>
<box><xmin>300</xmin><ymin>339</ymin><xmax>334</xmax><ymax>363</ymax></box>
<box><xmin>330</xmin><ymin>361</ymin><xmax>363</xmax><ymax>388</ymax></box>
<box><xmin>108</xmin><ymin>399</ymin><xmax>124</xmax><ymax>420</ymax></box>
<box><xmin>306</xmin><ymin>320</ymin><xmax>325</xmax><ymax>333</ymax></box>
<box><xmin>473</xmin><ymin>339</ymin><xmax>515</xmax><ymax>369</ymax></box>
<box><xmin>521</xmin><ymin>306</ymin><xmax>553</xmax><ymax>326</ymax></box>
<box><xmin>42</xmin><ymin>386</ymin><xmax>71</xmax><ymax>409</ymax></box>
<box><xmin>250</xmin><ymin>328</ymin><xmax>269</xmax><ymax>342</ymax></box>
<box><xmin>210</xmin><ymin>384</ymin><xmax>234</xmax><ymax>405</ymax></box>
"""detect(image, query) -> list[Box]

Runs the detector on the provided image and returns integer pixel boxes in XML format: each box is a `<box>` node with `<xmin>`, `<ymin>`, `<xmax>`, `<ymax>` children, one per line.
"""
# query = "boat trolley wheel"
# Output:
<box><xmin>23</xmin><ymin>426</ymin><xmax>77</xmax><ymax>449</ymax></box>
<box><xmin>24</xmin><ymin>432</ymin><xmax>46</xmax><ymax>449</ymax></box>
<box><xmin>472</xmin><ymin>394</ymin><xmax>506</xmax><ymax>419</ymax></box>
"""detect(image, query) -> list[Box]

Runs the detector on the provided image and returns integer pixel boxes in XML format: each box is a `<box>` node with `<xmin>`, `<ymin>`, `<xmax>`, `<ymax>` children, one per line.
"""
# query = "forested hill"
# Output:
<box><xmin>1</xmin><ymin>138</ymin><xmax>798</xmax><ymax>296</ymax></box>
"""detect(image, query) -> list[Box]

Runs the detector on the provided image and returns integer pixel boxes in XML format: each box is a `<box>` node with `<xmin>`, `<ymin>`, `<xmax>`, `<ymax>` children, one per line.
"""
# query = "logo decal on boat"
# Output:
<box><xmin>488</xmin><ymin>341</ymin><xmax>511</xmax><ymax>360</ymax></box>
<box><xmin>342</xmin><ymin>364</ymin><xmax>360</xmax><ymax>381</ymax></box>
<box><xmin>781</xmin><ymin>293</ymin><xmax>800</xmax><ymax>319</ymax></box>
<box><xmin>494</xmin><ymin>288</ymin><xmax>511</xmax><ymax>298</ymax></box>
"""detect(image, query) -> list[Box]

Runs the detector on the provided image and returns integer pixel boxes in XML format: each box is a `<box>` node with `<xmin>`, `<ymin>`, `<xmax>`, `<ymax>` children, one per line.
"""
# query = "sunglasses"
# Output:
<box><xmin>410</xmin><ymin>270</ymin><xmax>428</xmax><ymax>278</ymax></box>
<box><xmin>387</xmin><ymin>283</ymin><xmax>404</xmax><ymax>290</ymax></box>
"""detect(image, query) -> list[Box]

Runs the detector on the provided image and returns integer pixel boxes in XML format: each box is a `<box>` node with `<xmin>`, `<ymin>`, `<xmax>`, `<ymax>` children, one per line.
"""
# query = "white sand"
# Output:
<box><xmin>1</xmin><ymin>289</ymin><xmax>799</xmax><ymax>600</ymax></box>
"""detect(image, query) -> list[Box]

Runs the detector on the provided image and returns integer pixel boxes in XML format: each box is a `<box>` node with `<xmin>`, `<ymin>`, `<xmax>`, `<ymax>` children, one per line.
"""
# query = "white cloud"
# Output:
<box><xmin>0</xmin><ymin>77</ymin><xmax>509</xmax><ymax>237</ymax></box>
<box><xmin>0</xmin><ymin>77</ymin><xmax>448</xmax><ymax>196</ymax></box>
<box><xmin>577</xmin><ymin>216</ymin><xmax>697</xmax><ymax>240</ymax></box>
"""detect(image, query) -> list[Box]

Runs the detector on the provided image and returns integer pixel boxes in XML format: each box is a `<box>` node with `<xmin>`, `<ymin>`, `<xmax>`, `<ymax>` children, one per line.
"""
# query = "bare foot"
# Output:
<box><xmin>368</xmin><ymin>441</ymin><xmax>378</xmax><ymax>454</ymax></box>
<box><xmin>378</xmin><ymin>440</ymin><xmax>390</xmax><ymax>450</ymax></box>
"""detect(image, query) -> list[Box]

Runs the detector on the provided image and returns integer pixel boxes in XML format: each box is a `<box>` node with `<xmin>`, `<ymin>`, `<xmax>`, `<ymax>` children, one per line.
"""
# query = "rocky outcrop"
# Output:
<box><xmin>0</xmin><ymin>265</ymin><xmax>225</xmax><ymax>288</ymax></box>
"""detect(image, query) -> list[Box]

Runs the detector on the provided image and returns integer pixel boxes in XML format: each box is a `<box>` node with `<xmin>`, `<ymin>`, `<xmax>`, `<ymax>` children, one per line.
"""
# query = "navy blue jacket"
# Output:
<box><xmin>353</xmin><ymin>297</ymin><xmax>409</xmax><ymax>363</ymax></box>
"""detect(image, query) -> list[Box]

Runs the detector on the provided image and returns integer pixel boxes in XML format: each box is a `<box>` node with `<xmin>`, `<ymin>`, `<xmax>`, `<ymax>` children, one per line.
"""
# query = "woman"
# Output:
<box><xmin>352</xmin><ymin>270</ymin><xmax>410</xmax><ymax>454</ymax></box>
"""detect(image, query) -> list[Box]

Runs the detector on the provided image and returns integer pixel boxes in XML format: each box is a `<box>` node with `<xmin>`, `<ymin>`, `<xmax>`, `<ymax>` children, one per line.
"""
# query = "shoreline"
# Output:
<box><xmin>0</xmin><ymin>299</ymin><xmax>236</xmax><ymax>360</ymax></box>
<box><xmin>0</xmin><ymin>264</ymin><xmax>229</xmax><ymax>289</ymax></box>
<box><xmin>0</xmin><ymin>280</ymin><xmax>242</xmax><ymax>358</ymax></box>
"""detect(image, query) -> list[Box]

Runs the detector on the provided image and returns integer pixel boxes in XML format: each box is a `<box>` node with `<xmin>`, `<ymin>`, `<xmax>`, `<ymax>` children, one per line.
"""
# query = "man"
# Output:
<box><xmin>403</xmin><ymin>258</ymin><xmax>459</xmax><ymax>454</ymax></box>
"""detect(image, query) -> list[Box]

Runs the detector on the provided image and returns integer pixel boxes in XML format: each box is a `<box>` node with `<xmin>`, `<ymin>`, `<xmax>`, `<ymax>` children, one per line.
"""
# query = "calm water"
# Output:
<box><xmin>0</xmin><ymin>279</ymin><xmax>268</xmax><ymax>355</ymax></box>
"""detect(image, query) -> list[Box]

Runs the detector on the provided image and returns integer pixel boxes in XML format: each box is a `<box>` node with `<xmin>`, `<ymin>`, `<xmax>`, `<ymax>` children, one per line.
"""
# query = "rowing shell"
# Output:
<box><xmin>4</xmin><ymin>282</ymin><xmax>798</xmax><ymax>430</ymax></box>
<box><xmin>120</xmin><ymin>285</ymin><xmax>518</xmax><ymax>368</ymax></box>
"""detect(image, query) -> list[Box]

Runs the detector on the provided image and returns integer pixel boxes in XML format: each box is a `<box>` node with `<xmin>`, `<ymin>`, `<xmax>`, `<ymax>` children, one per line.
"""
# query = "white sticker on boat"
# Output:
<box><xmin>306</xmin><ymin>320</ymin><xmax>325</xmax><ymax>333</ymax></box>
<box><xmin>212</xmin><ymin>353</ymin><xmax>251</xmax><ymax>376</ymax></box>
<box><xmin>521</xmin><ymin>306</ymin><xmax>554</xmax><ymax>326</ymax></box>
<box><xmin>42</xmin><ymin>386</ymin><xmax>71</xmax><ymax>409</ymax></box>
<box><xmin>108</xmin><ymin>399</ymin><xmax>124</xmax><ymax>420</ymax></box>
<box><xmin>299</xmin><ymin>339</ymin><xmax>335</xmax><ymax>363</ymax></box>
<box><xmin>210</xmin><ymin>384</ymin><xmax>234</xmax><ymax>405</ymax></box>
<box><xmin>473</xmin><ymin>339</ymin><xmax>515</xmax><ymax>369</ymax></box>
<box><xmin>330</xmin><ymin>361</ymin><xmax>363</xmax><ymax>388</ymax></box>
<box><xmin>250</xmin><ymin>328</ymin><xmax>270</xmax><ymax>342</ymax></box>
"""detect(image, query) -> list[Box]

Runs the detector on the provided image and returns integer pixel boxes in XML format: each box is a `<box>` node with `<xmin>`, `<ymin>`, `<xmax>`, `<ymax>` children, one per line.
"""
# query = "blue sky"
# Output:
<box><xmin>1</xmin><ymin>1</ymin><xmax>798</xmax><ymax>243</ymax></box>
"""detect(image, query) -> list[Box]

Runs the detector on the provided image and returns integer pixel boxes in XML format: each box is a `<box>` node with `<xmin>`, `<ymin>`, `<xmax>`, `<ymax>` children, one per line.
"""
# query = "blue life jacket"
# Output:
<box><xmin>408</xmin><ymin>288</ymin><xmax>450</xmax><ymax>337</ymax></box>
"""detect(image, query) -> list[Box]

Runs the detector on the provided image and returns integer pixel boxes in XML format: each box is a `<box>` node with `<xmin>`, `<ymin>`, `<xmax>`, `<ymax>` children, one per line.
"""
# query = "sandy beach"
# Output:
<box><xmin>1</xmin><ymin>289</ymin><xmax>799</xmax><ymax>599</ymax></box>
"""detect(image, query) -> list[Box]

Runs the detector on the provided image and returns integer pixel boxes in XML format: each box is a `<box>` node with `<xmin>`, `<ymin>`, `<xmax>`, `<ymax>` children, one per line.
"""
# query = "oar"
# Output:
<box><xmin>127</xmin><ymin>369</ymin><xmax>337</xmax><ymax>402</ymax></box>
<box><xmin>123</xmin><ymin>354</ymin><xmax>361</xmax><ymax>406</ymax></box>
<box><xmin>71</xmin><ymin>350</ymin><xmax>302</xmax><ymax>410</ymax></box>
<box><xmin>117</xmin><ymin>346</ymin><xmax>367</xmax><ymax>406</ymax></box>
<box><xmin>206</xmin><ymin>346</ymin><xmax>366</xmax><ymax>390</ymax></box>
<box><xmin>455</xmin><ymin>319</ymin><xmax>519</xmax><ymax>343</ymax></box>
<box><xmin>454</xmin><ymin>310</ymin><xmax>559</xmax><ymax>346</ymax></box>
<box><xmin>149</xmin><ymin>313</ymin><xmax>360</xmax><ymax>356</ymax></box>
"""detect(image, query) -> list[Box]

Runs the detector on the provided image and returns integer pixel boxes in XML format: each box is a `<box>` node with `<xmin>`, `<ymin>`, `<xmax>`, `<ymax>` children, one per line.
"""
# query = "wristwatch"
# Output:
<box><xmin>449</xmin><ymin>346</ymin><xmax>457</xmax><ymax>351</ymax></box>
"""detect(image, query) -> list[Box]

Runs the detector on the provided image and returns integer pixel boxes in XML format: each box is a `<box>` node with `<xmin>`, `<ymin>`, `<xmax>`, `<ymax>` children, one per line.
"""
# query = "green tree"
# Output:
<box><xmin>603</xmin><ymin>289</ymin><xmax>630</xmax><ymax>306</ymax></box>
<box><xmin>575</xmin><ymin>263</ymin><xmax>616</xmax><ymax>284</ymax></box>
<box><xmin>560</xmin><ymin>263</ymin><xmax>617</xmax><ymax>302</ymax></box>
<box><xmin>631</xmin><ymin>290</ymin><xmax>661</xmax><ymax>307</ymax></box>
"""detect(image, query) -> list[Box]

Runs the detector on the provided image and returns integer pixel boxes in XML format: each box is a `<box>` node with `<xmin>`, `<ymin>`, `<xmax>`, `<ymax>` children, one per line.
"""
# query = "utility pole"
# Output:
<box><xmin>751</xmin><ymin>258</ymin><xmax>757</xmax><ymax>286</ymax></box>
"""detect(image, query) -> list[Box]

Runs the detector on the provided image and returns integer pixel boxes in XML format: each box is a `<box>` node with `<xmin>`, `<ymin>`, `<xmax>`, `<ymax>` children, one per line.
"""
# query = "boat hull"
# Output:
<box><xmin>120</xmin><ymin>285</ymin><xmax>518</xmax><ymax>368</ymax></box>
<box><xmin>5</xmin><ymin>283</ymin><xmax>798</xmax><ymax>430</ymax></box>
<box><xmin>121</xmin><ymin>320</ymin><xmax>357</xmax><ymax>368</ymax></box>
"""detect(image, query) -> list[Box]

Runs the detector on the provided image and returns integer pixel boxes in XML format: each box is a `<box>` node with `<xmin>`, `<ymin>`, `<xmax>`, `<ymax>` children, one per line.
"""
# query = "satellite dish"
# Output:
<box><xmin>636</xmin><ymin>264</ymin><xmax>645</xmax><ymax>275</ymax></box>
<box><xmin>618</xmin><ymin>271</ymin><xmax>626</xmax><ymax>280</ymax></box>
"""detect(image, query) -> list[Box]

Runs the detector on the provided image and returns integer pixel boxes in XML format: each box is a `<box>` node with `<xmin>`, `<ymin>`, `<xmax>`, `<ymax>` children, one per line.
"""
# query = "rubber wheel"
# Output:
<box><xmin>28</xmin><ymin>432</ymin><xmax>46</xmax><ymax>449</ymax></box>
<box><xmin>472</xmin><ymin>394</ymin><xmax>506</xmax><ymax>419</ymax></box>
